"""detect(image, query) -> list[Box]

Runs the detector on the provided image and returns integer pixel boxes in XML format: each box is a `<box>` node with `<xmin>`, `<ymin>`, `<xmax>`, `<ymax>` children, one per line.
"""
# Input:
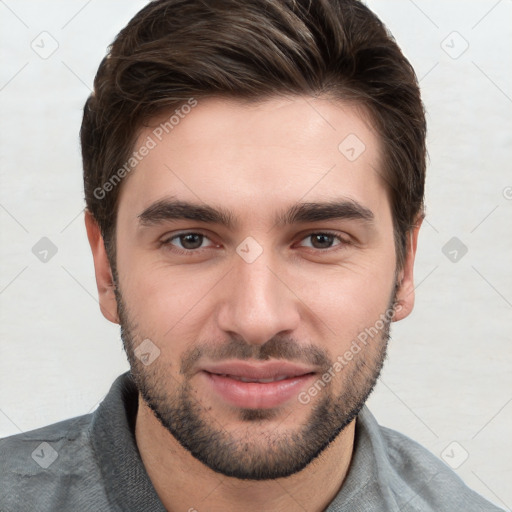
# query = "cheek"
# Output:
<box><xmin>297</xmin><ymin>260</ymin><xmax>396</xmax><ymax>347</ymax></box>
<box><xmin>118</xmin><ymin>256</ymin><xmax>221</xmax><ymax>344</ymax></box>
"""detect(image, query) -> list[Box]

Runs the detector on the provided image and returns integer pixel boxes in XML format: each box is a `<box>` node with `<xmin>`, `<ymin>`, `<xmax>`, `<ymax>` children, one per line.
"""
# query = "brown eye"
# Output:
<box><xmin>298</xmin><ymin>232</ymin><xmax>344</xmax><ymax>250</ymax></box>
<box><xmin>310</xmin><ymin>234</ymin><xmax>335</xmax><ymax>249</ymax></box>
<box><xmin>163</xmin><ymin>232</ymin><xmax>213</xmax><ymax>251</ymax></box>
<box><xmin>178</xmin><ymin>233</ymin><xmax>204</xmax><ymax>250</ymax></box>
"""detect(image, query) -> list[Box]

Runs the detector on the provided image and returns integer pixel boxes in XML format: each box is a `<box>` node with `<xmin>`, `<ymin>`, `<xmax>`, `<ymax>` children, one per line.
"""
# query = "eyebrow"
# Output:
<box><xmin>276</xmin><ymin>200</ymin><xmax>374</xmax><ymax>226</ymax></box>
<box><xmin>138</xmin><ymin>198</ymin><xmax>235</xmax><ymax>228</ymax></box>
<box><xmin>137</xmin><ymin>197</ymin><xmax>374</xmax><ymax>228</ymax></box>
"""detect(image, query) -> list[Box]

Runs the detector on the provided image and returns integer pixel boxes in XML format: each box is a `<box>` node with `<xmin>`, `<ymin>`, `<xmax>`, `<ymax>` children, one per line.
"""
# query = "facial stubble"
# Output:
<box><xmin>116</xmin><ymin>284</ymin><xmax>395</xmax><ymax>480</ymax></box>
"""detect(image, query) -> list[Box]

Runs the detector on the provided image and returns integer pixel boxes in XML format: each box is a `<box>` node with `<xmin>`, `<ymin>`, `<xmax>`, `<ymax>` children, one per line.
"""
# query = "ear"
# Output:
<box><xmin>393</xmin><ymin>216</ymin><xmax>423</xmax><ymax>322</ymax></box>
<box><xmin>84</xmin><ymin>210</ymin><xmax>120</xmax><ymax>324</ymax></box>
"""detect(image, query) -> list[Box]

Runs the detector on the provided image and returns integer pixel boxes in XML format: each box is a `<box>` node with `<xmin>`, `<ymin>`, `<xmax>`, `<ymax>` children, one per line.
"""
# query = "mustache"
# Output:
<box><xmin>180</xmin><ymin>335</ymin><xmax>331</xmax><ymax>375</ymax></box>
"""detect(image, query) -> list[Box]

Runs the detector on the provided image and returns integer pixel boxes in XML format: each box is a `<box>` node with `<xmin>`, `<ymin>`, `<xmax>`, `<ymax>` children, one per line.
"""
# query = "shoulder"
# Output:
<box><xmin>0</xmin><ymin>414</ymin><xmax>108</xmax><ymax>512</ymax></box>
<box><xmin>377</xmin><ymin>421</ymin><xmax>504</xmax><ymax>511</ymax></box>
<box><xmin>0</xmin><ymin>413</ymin><xmax>94</xmax><ymax>476</ymax></box>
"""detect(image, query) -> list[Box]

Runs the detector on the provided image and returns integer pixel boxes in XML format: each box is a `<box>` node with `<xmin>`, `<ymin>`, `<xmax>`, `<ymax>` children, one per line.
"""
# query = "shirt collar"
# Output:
<box><xmin>326</xmin><ymin>406</ymin><xmax>398</xmax><ymax>511</ymax></box>
<box><xmin>90</xmin><ymin>372</ymin><xmax>166</xmax><ymax>512</ymax></box>
<box><xmin>90</xmin><ymin>372</ymin><xmax>395</xmax><ymax>511</ymax></box>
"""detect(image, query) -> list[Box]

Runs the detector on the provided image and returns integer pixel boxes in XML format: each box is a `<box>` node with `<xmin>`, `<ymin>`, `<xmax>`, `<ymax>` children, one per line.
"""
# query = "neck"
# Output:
<box><xmin>135</xmin><ymin>396</ymin><xmax>356</xmax><ymax>512</ymax></box>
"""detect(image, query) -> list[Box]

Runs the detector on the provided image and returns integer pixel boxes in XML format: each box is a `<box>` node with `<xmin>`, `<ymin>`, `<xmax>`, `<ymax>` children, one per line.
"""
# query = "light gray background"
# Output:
<box><xmin>1</xmin><ymin>0</ymin><xmax>511</xmax><ymax>509</ymax></box>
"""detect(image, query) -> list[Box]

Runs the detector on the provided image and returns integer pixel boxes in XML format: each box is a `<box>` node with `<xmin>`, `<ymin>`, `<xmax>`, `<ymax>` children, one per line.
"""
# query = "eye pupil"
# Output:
<box><xmin>311</xmin><ymin>234</ymin><xmax>333</xmax><ymax>249</ymax></box>
<box><xmin>180</xmin><ymin>233</ymin><xmax>203</xmax><ymax>249</ymax></box>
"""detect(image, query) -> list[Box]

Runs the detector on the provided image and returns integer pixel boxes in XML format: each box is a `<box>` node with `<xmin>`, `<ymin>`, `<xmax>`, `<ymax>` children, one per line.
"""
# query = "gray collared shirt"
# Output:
<box><xmin>0</xmin><ymin>373</ymin><xmax>504</xmax><ymax>511</ymax></box>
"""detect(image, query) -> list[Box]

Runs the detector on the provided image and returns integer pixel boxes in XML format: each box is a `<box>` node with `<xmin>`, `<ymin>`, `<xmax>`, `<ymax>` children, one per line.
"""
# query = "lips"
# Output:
<box><xmin>202</xmin><ymin>360</ymin><xmax>316</xmax><ymax>380</ymax></box>
<box><xmin>200</xmin><ymin>360</ymin><xmax>317</xmax><ymax>409</ymax></box>
<box><xmin>222</xmin><ymin>374</ymin><xmax>290</xmax><ymax>383</ymax></box>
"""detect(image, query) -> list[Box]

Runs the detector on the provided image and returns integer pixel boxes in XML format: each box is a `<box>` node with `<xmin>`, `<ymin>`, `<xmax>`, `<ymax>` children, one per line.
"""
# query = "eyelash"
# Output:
<box><xmin>160</xmin><ymin>230</ymin><xmax>351</xmax><ymax>255</ymax></box>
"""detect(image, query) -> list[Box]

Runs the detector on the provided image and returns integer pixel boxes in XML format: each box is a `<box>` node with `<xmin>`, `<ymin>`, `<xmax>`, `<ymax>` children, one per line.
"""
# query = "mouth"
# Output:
<box><xmin>213</xmin><ymin>374</ymin><xmax>293</xmax><ymax>383</ymax></box>
<box><xmin>200</xmin><ymin>360</ymin><xmax>317</xmax><ymax>409</ymax></box>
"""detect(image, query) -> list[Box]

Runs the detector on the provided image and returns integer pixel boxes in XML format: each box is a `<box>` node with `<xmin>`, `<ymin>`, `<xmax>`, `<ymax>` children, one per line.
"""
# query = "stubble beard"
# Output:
<box><xmin>116</xmin><ymin>285</ymin><xmax>395</xmax><ymax>480</ymax></box>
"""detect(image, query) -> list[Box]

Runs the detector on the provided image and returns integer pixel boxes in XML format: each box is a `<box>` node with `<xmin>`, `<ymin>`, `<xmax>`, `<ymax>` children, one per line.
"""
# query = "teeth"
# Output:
<box><xmin>223</xmin><ymin>374</ymin><xmax>289</xmax><ymax>383</ymax></box>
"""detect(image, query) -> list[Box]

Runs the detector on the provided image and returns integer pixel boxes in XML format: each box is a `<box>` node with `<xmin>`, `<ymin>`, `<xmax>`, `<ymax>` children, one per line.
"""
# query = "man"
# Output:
<box><xmin>0</xmin><ymin>0</ymin><xmax>504</xmax><ymax>510</ymax></box>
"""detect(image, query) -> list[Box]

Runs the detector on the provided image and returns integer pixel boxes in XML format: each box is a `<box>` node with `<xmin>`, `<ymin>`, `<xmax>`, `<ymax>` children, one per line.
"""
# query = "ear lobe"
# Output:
<box><xmin>392</xmin><ymin>217</ymin><xmax>423</xmax><ymax>322</ymax></box>
<box><xmin>84</xmin><ymin>210</ymin><xmax>120</xmax><ymax>324</ymax></box>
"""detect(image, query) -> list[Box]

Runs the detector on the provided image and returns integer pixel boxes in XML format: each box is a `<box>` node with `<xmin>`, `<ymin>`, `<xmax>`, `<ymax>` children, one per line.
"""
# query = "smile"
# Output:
<box><xmin>200</xmin><ymin>361</ymin><xmax>318</xmax><ymax>409</ymax></box>
<box><xmin>217</xmin><ymin>374</ymin><xmax>290</xmax><ymax>383</ymax></box>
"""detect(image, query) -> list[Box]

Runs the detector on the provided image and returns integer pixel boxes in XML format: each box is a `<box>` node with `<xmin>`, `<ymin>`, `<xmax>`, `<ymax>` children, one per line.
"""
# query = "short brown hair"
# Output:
<box><xmin>81</xmin><ymin>0</ymin><xmax>426</xmax><ymax>269</ymax></box>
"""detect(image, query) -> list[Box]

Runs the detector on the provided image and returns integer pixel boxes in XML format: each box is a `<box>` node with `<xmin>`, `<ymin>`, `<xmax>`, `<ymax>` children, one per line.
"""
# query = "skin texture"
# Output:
<box><xmin>85</xmin><ymin>95</ymin><xmax>421</xmax><ymax>512</ymax></box>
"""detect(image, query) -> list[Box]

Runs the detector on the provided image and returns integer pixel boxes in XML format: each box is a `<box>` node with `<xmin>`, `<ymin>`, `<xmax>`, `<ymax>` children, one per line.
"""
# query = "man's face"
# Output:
<box><xmin>112</xmin><ymin>96</ymin><xmax>401</xmax><ymax>479</ymax></box>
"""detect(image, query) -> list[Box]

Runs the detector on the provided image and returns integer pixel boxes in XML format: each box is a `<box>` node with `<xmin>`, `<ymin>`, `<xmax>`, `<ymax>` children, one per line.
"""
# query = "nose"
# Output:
<box><xmin>216</xmin><ymin>248</ymin><xmax>301</xmax><ymax>346</ymax></box>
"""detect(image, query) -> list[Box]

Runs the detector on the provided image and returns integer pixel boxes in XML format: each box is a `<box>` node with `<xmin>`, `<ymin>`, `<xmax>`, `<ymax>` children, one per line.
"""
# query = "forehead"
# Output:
<box><xmin>117</xmin><ymin>95</ymin><xmax>388</xmax><ymax>222</ymax></box>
